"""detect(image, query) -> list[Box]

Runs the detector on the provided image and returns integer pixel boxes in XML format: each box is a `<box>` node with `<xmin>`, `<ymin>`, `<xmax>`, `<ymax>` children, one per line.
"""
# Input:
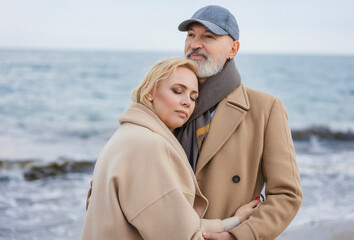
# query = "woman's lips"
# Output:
<box><xmin>176</xmin><ymin>110</ymin><xmax>188</xmax><ymax>118</ymax></box>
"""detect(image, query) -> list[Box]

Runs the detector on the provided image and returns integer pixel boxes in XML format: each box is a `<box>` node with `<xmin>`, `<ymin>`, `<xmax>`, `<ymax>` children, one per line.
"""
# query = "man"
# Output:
<box><xmin>176</xmin><ymin>5</ymin><xmax>302</xmax><ymax>240</ymax></box>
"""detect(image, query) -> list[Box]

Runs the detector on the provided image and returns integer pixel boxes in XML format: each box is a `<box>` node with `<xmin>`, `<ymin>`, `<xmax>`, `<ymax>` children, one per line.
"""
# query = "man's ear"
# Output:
<box><xmin>227</xmin><ymin>41</ymin><xmax>240</xmax><ymax>60</ymax></box>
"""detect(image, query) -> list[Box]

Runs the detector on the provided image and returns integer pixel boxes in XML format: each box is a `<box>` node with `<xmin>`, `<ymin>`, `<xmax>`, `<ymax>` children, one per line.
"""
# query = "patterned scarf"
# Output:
<box><xmin>176</xmin><ymin>59</ymin><xmax>241</xmax><ymax>171</ymax></box>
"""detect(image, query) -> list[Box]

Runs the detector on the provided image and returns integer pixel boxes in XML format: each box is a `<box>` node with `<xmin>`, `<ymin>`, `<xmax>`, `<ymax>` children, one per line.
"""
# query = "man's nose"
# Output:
<box><xmin>190</xmin><ymin>37</ymin><xmax>203</xmax><ymax>49</ymax></box>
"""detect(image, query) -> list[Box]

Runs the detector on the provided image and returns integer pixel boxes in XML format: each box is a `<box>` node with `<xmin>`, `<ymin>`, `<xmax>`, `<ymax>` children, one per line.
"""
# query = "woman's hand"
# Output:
<box><xmin>234</xmin><ymin>198</ymin><xmax>260</xmax><ymax>222</ymax></box>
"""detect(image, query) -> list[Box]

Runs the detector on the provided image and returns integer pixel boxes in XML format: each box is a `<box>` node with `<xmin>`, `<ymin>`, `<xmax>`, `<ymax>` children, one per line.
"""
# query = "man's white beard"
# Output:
<box><xmin>185</xmin><ymin>49</ymin><xmax>227</xmax><ymax>78</ymax></box>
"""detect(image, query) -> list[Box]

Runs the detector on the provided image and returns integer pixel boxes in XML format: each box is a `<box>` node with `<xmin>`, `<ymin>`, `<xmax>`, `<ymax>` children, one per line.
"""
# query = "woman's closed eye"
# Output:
<box><xmin>190</xmin><ymin>93</ymin><xmax>198</xmax><ymax>102</ymax></box>
<box><xmin>172</xmin><ymin>88</ymin><xmax>183</xmax><ymax>94</ymax></box>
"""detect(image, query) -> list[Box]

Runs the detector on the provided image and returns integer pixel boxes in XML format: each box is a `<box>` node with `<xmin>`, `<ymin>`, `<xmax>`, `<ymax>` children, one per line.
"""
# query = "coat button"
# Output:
<box><xmin>232</xmin><ymin>175</ymin><xmax>240</xmax><ymax>183</ymax></box>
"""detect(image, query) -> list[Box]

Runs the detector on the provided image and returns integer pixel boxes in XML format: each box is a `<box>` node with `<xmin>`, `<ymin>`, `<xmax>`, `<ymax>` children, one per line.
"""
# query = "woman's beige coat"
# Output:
<box><xmin>81</xmin><ymin>103</ymin><xmax>223</xmax><ymax>240</ymax></box>
<box><xmin>195</xmin><ymin>84</ymin><xmax>302</xmax><ymax>240</ymax></box>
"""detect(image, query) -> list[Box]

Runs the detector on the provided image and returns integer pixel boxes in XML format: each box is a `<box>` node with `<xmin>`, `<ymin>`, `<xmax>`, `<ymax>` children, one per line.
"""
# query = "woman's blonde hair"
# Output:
<box><xmin>132</xmin><ymin>57</ymin><xmax>198</xmax><ymax>109</ymax></box>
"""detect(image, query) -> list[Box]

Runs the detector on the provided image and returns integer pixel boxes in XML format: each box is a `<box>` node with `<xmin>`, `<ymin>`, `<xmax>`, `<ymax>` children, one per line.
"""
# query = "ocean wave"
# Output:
<box><xmin>0</xmin><ymin>157</ymin><xmax>94</xmax><ymax>181</ymax></box>
<box><xmin>292</xmin><ymin>126</ymin><xmax>354</xmax><ymax>141</ymax></box>
<box><xmin>0</xmin><ymin>159</ymin><xmax>39</xmax><ymax>169</ymax></box>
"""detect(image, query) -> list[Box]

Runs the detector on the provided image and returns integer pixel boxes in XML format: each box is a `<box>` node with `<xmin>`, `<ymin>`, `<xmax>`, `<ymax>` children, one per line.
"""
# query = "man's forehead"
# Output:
<box><xmin>187</xmin><ymin>23</ymin><xmax>234</xmax><ymax>42</ymax></box>
<box><xmin>187</xmin><ymin>23</ymin><xmax>213</xmax><ymax>33</ymax></box>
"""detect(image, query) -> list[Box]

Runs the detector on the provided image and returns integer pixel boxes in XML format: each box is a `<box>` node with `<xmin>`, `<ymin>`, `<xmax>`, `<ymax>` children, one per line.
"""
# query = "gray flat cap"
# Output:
<box><xmin>178</xmin><ymin>5</ymin><xmax>239</xmax><ymax>41</ymax></box>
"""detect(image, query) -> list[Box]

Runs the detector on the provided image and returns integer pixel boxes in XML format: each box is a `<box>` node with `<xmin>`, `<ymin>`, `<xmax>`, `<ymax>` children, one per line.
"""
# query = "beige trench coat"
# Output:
<box><xmin>196</xmin><ymin>84</ymin><xmax>303</xmax><ymax>240</ymax></box>
<box><xmin>81</xmin><ymin>103</ymin><xmax>223</xmax><ymax>240</ymax></box>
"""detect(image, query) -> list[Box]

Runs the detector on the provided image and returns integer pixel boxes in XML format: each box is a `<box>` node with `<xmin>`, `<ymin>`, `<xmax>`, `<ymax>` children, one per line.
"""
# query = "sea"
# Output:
<box><xmin>0</xmin><ymin>49</ymin><xmax>353</xmax><ymax>239</ymax></box>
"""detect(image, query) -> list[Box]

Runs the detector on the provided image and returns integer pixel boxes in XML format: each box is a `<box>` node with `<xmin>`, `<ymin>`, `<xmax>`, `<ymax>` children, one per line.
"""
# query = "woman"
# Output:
<box><xmin>82</xmin><ymin>58</ymin><xmax>259</xmax><ymax>240</ymax></box>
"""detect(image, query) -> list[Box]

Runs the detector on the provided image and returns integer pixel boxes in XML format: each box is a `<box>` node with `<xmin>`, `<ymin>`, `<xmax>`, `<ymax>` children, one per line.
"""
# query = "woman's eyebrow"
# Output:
<box><xmin>173</xmin><ymin>83</ymin><xmax>187</xmax><ymax>89</ymax></box>
<box><xmin>173</xmin><ymin>84</ymin><xmax>199</xmax><ymax>94</ymax></box>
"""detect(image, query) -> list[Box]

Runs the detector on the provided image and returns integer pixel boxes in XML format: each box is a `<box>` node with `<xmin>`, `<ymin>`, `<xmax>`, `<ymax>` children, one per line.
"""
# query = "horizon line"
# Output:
<box><xmin>0</xmin><ymin>46</ymin><xmax>353</xmax><ymax>57</ymax></box>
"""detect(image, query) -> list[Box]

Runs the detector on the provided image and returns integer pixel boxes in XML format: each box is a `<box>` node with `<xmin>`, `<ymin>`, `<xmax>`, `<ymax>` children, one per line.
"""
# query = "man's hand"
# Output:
<box><xmin>202</xmin><ymin>232</ymin><xmax>236</xmax><ymax>240</ymax></box>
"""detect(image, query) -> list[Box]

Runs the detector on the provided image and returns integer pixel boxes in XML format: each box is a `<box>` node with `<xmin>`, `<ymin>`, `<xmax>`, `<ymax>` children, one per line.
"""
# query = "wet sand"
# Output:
<box><xmin>278</xmin><ymin>219</ymin><xmax>354</xmax><ymax>240</ymax></box>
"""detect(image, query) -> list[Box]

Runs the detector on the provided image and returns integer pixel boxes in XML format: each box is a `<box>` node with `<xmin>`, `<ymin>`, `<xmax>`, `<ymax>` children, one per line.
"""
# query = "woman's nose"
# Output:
<box><xmin>181</xmin><ymin>96</ymin><xmax>191</xmax><ymax>107</ymax></box>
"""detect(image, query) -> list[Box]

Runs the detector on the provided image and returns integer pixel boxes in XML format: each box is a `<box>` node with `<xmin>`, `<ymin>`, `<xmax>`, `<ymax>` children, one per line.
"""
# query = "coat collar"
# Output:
<box><xmin>195</xmin><ymin>84</ymin><xmax>250</xmax><ymax>175</ymax></box>
<box><xmin>226</xmin><ymin>83</ymin><xmax>250</xmax><ymax>111</ymax></box>
<box><xmin>119</xmin><ymin>103</ymin><xmax>210</xmax><ymax>216</ymax></box>
<box><xmin>119</xmin><ymin>103</ymin><xmax>187</xmax><ymax>161</ymax></box>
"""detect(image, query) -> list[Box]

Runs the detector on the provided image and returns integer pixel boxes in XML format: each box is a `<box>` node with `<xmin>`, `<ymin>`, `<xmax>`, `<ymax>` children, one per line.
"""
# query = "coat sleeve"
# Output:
<box><xmin>117</xmin><ymin>133</ymin><xmax>224</xmax><ymax>240</ymax></box>
<box><xmin>128</xmin><ymin>188</ymin><xmax>224</xmax><ymax>240</ymax></box>
<box><xmin>230</xmin><ymin>98</ymin><xmax>302</xmax><ymax>240</ymax></box>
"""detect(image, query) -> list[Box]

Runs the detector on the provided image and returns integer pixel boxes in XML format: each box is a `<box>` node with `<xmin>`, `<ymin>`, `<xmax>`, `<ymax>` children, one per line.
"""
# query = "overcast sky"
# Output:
<box><xmin>1</xmin><ymin>0</ymin><xmax>353</xmax><ymax>55</ymax></box>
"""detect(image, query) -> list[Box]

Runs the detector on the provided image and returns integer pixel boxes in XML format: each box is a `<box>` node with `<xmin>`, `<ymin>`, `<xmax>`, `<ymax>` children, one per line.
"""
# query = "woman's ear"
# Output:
<box><xmin>145</xmin><ymin>93</ymin><xmax>153</xmax><ymax>102</ymax></box>
<box><xmin>144</xmin><ymin>81</ymin><xmax>154</xmax><ymax>102</ymax></box>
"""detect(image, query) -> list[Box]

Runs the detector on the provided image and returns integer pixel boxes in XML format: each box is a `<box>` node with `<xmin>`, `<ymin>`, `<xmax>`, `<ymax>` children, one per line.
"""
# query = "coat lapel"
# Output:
<box><xmin>195</xmin><ymin>84</ymin><xmax>250</xmax><ymax>176</ymax></box>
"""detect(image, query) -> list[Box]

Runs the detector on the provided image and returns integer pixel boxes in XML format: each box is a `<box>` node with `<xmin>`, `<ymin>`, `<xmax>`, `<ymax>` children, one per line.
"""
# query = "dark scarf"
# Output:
<box><xmin>176</xmin><ymin>59</ymin><xmax>241</xmax><ymax>171</ymax></box>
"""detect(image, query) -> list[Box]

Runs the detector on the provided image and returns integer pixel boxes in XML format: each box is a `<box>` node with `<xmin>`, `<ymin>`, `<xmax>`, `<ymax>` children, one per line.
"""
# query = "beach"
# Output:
<box><xmin>1</xmin><ymin>49</ymin><xmax>354</xmax><ymax>239</ymax></box>
<box><xmin>279</xmin><ymin>219</ymin><xmax>354</xmax><ymax>240</ymax></box>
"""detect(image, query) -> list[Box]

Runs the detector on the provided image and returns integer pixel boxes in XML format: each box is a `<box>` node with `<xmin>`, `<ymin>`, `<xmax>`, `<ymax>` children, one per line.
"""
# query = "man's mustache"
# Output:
<box><xmin>186</xmin><ymin>49</ymin><xmax>209</xmax><ymax>60</ymax></box>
